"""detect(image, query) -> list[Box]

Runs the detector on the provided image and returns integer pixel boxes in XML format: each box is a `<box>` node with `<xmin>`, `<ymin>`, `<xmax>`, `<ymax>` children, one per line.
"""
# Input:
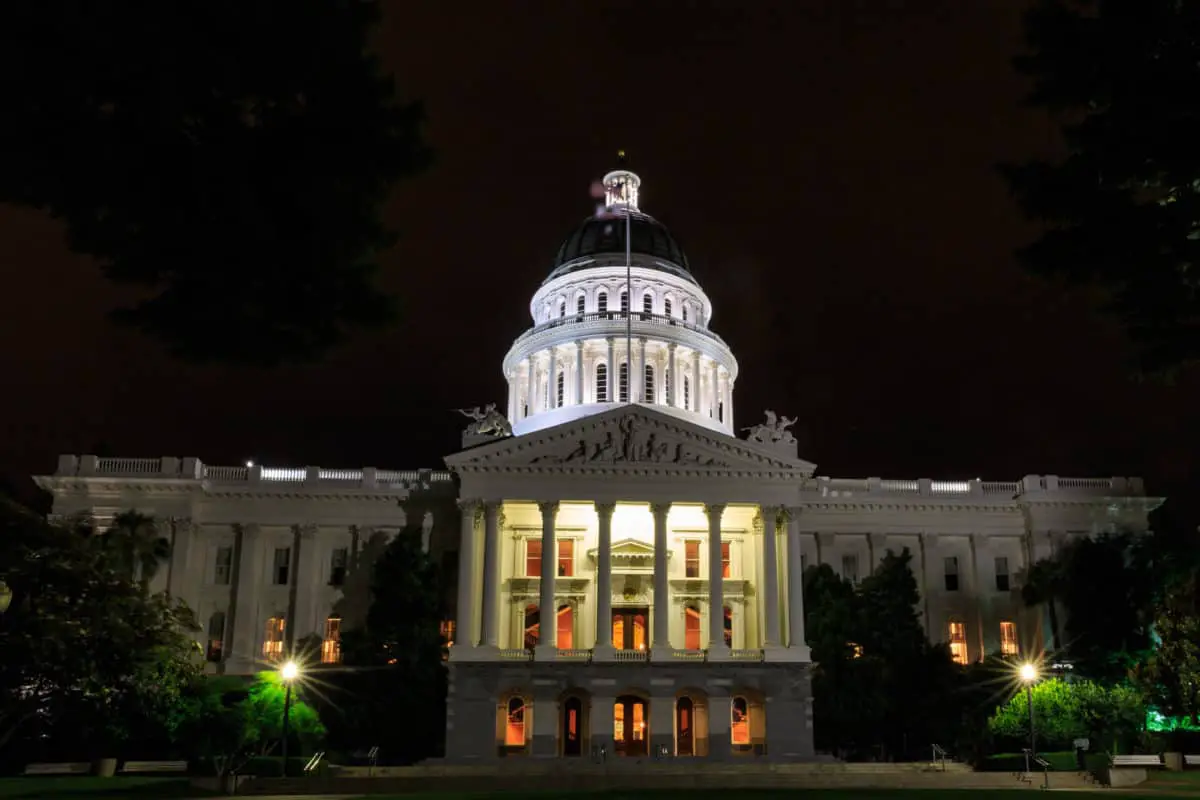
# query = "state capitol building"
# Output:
<box><xmin>35</xmin><ymin>168</ymin><xmax>1158</xmax><ymax>762</ymax></box>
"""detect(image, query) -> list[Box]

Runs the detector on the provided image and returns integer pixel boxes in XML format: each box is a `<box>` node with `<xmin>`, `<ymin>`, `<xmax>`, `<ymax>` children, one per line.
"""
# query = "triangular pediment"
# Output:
<box><xmin>610</xmin><ymin>538</ymin><xmax>656</xmax><ymax>557</ymax></box>
<box><xmin>445</xmin><ymin>405</ymin><xmax>816</xmax><ymax>475</ymax></box>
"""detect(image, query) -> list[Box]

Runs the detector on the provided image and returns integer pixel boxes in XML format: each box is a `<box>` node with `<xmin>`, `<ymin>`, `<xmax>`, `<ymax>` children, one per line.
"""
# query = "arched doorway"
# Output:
<box><xmin>613</xmin><ymin>695</ymin><xmax>648</xmax><ymax>757</ymax></box>
<box><xmin>676</xmin><ymin>696</ymin><xmax>695</xmax><ymax>756</ymax></box>
<box><xmin>562</xmin><ymin>696</ymin><xmax>583</xmax><ymax>756</ymax></box>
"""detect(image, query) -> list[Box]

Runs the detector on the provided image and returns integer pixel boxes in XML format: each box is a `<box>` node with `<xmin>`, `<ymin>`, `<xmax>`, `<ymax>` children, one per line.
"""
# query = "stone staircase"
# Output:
<box><xmin>236</xmin><ymin>759</ymin><xmax>1101</xmax><ymax>795</ymax></box>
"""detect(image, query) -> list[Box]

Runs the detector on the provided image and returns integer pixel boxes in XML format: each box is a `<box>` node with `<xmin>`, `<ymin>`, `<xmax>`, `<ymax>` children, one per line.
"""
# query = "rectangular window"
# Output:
<box><xmin>557</xmin><ymin>539</ymin><xmax>574</xmax><ymax>577</ymax></box>
<box><xmin>321</xmin><ymin>616</ymin><xmax>342</xmax><ymax>664</ymax></box>
<box><xmin>329</xmin><ymin>547</ymin><xmax>349</xmax><ymax>587</ymax></box>
<box><xmin>206</xmin><ymin>611</ymin><xmax>226</xmax><ymax>663</ymax></box>
<box><xmin>948</xmin><ymin>621</ymin><xmax>968</xmax><ymax>665</ymax></box>
<box><xmin>619</xmin><ymin>362</ymin><xmax>629</xmax><ymax>402</ymax></box>
<box><xmin>1000</xmin><ymin>620</ymin><xmax>1018</xmax><ymax>657</ymax></box>
<box><xmin>685</xmin><ymin>540</ymin><xmax>701</xmax><ymax>578</ymax></box>
<box><xmin>842</xmin><ymin>554</ymin><xmax>859</xmax><ymax>584</ymax></box>
<box><xmin>994</xmin><ymin>556</ymin><xmax>1010</xmax><ymax>591</ymax></box>
<box><xmin>721</xmin><ymin>542</ymin><xmax>731</xmax><ymax>578</ymax></box>
<box><xmin>263</xmin><ymin>615</ymin><xmax>286</xmax><ymax>661</ymax></box>
<box><xmin>273</xmin><ymin>547</ymin><xmax>291</xmax><ymax>585</ymax></box>
<box><xmin>440</xmin><ymin>619</ymin><xmax>456</xmax><ymax>648</ymax></box>
<box><xmin>526</xmin><ymin>539</ymin><xmax>542</xmax><ymax>577</ymax></box>
<box><xmin>214</xmin><ymin>546</ymin><xmax>233</xmax><ymax>585</ymax></box>
<box><xmin>943</xmin><ymin>556</ymin><xmax>959</xmax><ymax>592</ymax></box>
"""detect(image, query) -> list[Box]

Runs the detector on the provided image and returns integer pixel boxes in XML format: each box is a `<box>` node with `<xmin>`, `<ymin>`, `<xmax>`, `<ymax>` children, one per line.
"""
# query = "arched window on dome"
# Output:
<box><xmin>620</xmin><ymin>291</ymin><xmax>629</xmax><ymax>315</ymax></box>
<box><xmin>618</xmin><ymin>362</ymin><xmax>629</xmax><ymax>403</ymax></box>
<box><xmin>597</xmin><ymin>290</ymin><xmax>608</xmax><ymax>315</ymax></box>
<box><xmin>556</xmin><ymin>372</ymin><xmax>564</xmax><ymax>408</ymax></box>
<box><xmin>718</xmin><ymin>401</ymin><xmax>725</xmax><ymax>423</ymax></box>
<box><xmin>643</xmin><ymin>364</ymin><xmax>655</xmax><ymax>404</ymax></box>
<box><xmin>683</xmin><ymin>375</ymin><xmax>691</xmax><ymax>411</ymax></box>
<box><xmin>558</xmin><ymin>299</ymin><xmax>567</xmax><ymax>318</ymax></box>
<box><xmin>682</xmin><ymin>303</ymin><xmax>689</xmax><ymax>323</ymax></box>
<box><xmin>575</xmin><ymin>294</ymin><xmax>585</xmax><ymax>317</ymax></box>
<box><xmin>596</xmin><ymin>363</ymin><xmax>608</xmax><ymax>402</ymax></box>
<box><xmin>664</xmin><ymin>297</ymin><xmax>673</xmax><ymax>318</ymax></box>
<box><xmin>642</xmin><ymin>292</ymin><xmax>653</xmax><ymax>319</ymax></box>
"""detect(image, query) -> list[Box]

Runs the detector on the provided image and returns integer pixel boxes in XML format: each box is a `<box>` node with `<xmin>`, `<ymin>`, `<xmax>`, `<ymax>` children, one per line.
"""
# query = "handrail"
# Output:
<box><xmin>1033</xmin><ymin>755</ymin><xmax>1051</xmax><ymax>789</ymax></box>
<box><xmin>303</xmin><ymin>751</ymin><xmax>324</xmax><ymax>774</ymax></box>
<box><xmin>931</xmin><ymin>743</ymin><xmax>948</xmax><ymax>771</ymax></box>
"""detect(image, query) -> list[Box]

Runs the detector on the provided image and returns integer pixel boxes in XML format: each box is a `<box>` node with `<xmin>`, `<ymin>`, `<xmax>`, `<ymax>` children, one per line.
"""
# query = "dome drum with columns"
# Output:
<box><xmin>503</xmin><ymin>169</ymin><xmax>738</xmax><ymax>437</ymax></box>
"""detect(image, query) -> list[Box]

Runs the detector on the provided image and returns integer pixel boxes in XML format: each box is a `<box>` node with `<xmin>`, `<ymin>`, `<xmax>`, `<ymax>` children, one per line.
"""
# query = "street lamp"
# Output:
<box><xmin>1020</xmin><ymin>662</ymin><xmax>1038</xmax><ymax>771</ymax></box>
<box><xmin>280</xmin><ymin>660</ymin><xmax>300</xmax><ymax>775</ymax></box>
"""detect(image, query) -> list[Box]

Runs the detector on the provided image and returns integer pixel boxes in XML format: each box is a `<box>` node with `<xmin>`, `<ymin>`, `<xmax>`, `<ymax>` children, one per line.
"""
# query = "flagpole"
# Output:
<box><xmin>625</xmin><ymin>198</ymin><xmax>632</xmax><ymax>404</ymax></box>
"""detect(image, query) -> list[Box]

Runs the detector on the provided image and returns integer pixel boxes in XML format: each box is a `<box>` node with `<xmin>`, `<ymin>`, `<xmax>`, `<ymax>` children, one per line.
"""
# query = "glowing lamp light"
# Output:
<box><xmin>245</xmin><ymin>460</ymin><xmax>254</xmax><ymax>468</ymax></box>
<box><xmin>280</xmin><ymin>660</ymin><xmax>300</xmax><ymax>682</ymax></box>
<box><xmin>1020</xmin><ymin>662</ymin><xmax>1037</xmax><ymax>683</ymax></box>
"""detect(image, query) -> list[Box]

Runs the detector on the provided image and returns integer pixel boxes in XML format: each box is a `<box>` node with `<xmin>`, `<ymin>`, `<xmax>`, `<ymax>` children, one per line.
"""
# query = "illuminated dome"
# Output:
<box><xmin>502</xmin><ymin>164</ymin><xmax>739</xmax><ymax>437</ymax></box>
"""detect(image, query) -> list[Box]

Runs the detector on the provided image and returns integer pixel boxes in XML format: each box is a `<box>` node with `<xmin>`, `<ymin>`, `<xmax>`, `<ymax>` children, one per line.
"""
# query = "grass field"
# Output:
<box><xmin>0</xmin><ymin>776</ymin><xmax>212</xmax><ymax>799</ymax></box>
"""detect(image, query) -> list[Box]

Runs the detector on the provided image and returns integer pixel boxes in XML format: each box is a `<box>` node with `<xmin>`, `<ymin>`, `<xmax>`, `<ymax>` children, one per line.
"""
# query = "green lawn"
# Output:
<box><xmin>0</xmin><ymin>776</ymin><xmax>213</xmax><ymax>799</ymax></box>
<box><xmin>339</xmin><ymin>792</ymin><xmax>1135</xmax><ymax>800</ymax></box>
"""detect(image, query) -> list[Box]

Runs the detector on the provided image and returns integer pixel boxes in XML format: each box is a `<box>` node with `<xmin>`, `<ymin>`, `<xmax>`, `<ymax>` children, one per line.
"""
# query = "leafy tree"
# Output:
<box><xmin>1002</xmin><ymin>0</ymin><xmax>1200</xmax><ymax>375</ymax></box>
<box><xmin>101</xmin><ymin>511</ymin><xmax>171</xmax><ymax>586</ymax></box>
<box><xmin>0</xmin><ymin>0</ymin><xmax>431</xmax><ymax>366</ymax></box>
<box><xmin>989</xmin><ymin>677</ymin><xmax>1144</xmax><ymax>752</ymax></box>
<box><xmin>0</xmin><ymin>500</ymin><xmax>203</xmax><ymax>756</ymax></box>
<box><xmin>1134</xmin><ymin>575</ymin><xmax>1200</xmax><ymax>738</ymax></box>
<box><xmin>311</xmin><ymin>525</ymin><xmax>447</xmax><ymax>762</ymax></box>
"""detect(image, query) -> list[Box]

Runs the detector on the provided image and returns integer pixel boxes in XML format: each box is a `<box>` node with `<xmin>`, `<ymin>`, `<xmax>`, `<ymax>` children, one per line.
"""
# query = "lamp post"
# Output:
<box><xmin>1020</xmin><ymin>662</ymin><xmax>1038</xmax><ymax>771</ymax></box>
<box><xmin>280</xmin><ymin>660</ymin><xmax>299</xmax><ymax>775</ymax></box>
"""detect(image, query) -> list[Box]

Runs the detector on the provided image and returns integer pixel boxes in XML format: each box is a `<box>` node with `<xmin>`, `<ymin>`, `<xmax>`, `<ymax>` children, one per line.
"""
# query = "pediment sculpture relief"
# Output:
<box><xmin>457</xmin><ymin>403</ymin><xmax>512</xmax><ymax>437</ymax></box>
<box><xmin>743</xmin><ymin>409</ymin><xmax>797</xmax><ymax>445</ymax></box>
<box><xmin>530</xmin><ymin>414</ymin><xmax>730</xmax><ymax>467</ymax></box>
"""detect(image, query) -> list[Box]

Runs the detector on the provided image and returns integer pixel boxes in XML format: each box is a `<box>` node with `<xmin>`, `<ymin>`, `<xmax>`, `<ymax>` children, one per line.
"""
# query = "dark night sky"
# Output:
<box><xmin>2</xmin><ymin>1</ymin><xmax>1198</xmax><ymax>510</ymax></box>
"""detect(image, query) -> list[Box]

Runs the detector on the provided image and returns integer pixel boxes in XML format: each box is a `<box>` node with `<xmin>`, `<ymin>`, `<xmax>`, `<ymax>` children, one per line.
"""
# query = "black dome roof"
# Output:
<box><xmin>546</xmin><ymin>212</ymin><xmax>694</xmax><ymax>283</ymax></box>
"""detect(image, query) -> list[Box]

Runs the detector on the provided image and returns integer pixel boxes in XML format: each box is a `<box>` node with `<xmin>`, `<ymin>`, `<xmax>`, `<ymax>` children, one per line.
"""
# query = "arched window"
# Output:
<box><xmin>683</xmin><ymin>375</ymin><xmax>691</xmax><ymax>410</ymax></box>
<box><xmin>557</xmin><ymin>604</ymin><xmax>574</xmax><ymax>649</ymax></box>
<box><xmin>524</xmin><ymin>604</ymin><xmax>540</xmax><ymax>648</ymax></box>
<box><xmin>556</xmin><ymin>372</ymin><xmax>564</xmax><ymax>407</ymax></box>
<box><xmin>684</xmin><ymin>605</ymin><xmax>702</xmax><ymax>650</ymax></box>
<box><xmin>730</xmin><ymin>696</ymin><xmax>751</xmax><ymax>745</ymax></box>
<box><xmin>596</xmin><ymin>363</ymin><xmax>608</xmax><ymax>402</ymax></box>
<box><xmin>558</xmin><ymin>299</ymin><xmax>567</xmax><ymax>318</ymax></box>
<box><xmin>723</xmin><ymin>606</ymin><xmax>733</xmax><ymax>648</ymax></box>
<box><xmin>321</xmin><ymin>615</ymin><xmax>342</xmax><ymax>664</ymax></box>
<box><xmin>506</xmin><ymin>696</ymin><xmax>526</xmax><ymax>747</ymax></box>
<box><xmin>576</xmin><ymin>294</ymin><xmax>585</xmax><ymax>316</ymax></box>
<box><xmin>718</xmin><ymin>401</ymin><xmax>725</xmax><ymax>423</ymax></box>
<box><xmin>643</xmin><ymin>364</ymin><xmax>655</xmax><ymax>403</ymax></box>
<box><xmin>620</xmin><ymin>291</ymin><xmax>629</xmax><ymax>313</ymax></box>
<box><xmin>597</xmin><ymin>290</ymin><xmax>608</xmax><ymax>314</ymax></box>
<box><xmin>206</xmin><ymin>611</ymin><xmax>226</xmax><ymax>662</ymax></box>
<box><xmin>642</xmin><ymin>292</ymin><xmax>653</xmax><ymax>315</ymax></box>
<box><xmin>682</xmin><ymin>304</ymin><xmax>689</xmax><ymax>322</ymax></box>
<box><xmin>618</xmin><ymin>362</ymin><xmax>629</xmax><ymax>402</ymax></box>
<box><xmin>664</xmin><ymin>297</ymin><xmax>673</xmax><ymax>317</ymax></box>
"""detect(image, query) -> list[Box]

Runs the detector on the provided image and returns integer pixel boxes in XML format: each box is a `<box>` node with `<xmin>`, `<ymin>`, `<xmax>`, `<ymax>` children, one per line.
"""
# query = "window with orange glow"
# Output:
<box><xmin>526</xmin><ymin>540</ymin><xmax>542</xmax><ymax>577</ymax></box>
<box><xmin>557</xmin><ymin>539</ymin><xmax>574</xmax><ymax>577</ymax></box>
<box><xmin>633</xmin><ymin>613</ymin><xmax>647</xmax><ymax>650</ymax></box>
<box><xmin>440</xmin><ymin>619</ymin><xmax>455</xmax><ymax>647</ymax></box>
<box><xmin>999</xmin><ymin>620</ymin><xmax>1018</xmax><ymax>657</ymax></box>
<box><xmin>685</xmin><ymin>541</ymin><xmax>700</xmax><ymax>578</ymax></box>
<box><xmin>948</xmin><ymin>621</ymin><xmax>968</xmax><ymax>665</ymax></box>
<box><xmin>731</xmin><ymin>696</ymin><xmax>750</xmax><ymax>745</ymax></box>
<box><xmin>321</xmin><ymin>616</ymin><xmax>342</xmax><ymax>664</ymax></box>
<box><xmin>557</xmin><ymin>605</ymin><xmax>574</xmax><ymax>649</ymax></box>
<box><xmin>632</xmin><ymin>701</ymin><xmax>645</xmax><ymax>741</ymax></box>
<box><xmin>721</xmin><ymin>542</ymin><xmax>731</xmax><ymax>578</ymax></box>
<box><xmin>614</xmin><ymin>701</ymin><xmax>625</xmax><ymax>742</ymax></box>
<box><xmin>505</xmin><ymin>697</ymin><xmax>526</xmax><ymax>747</ymax></box>
<box><xmin>612</xmin><ymin>614</ymin><xmax>624</xmax><ymax>649</ymax></box>
<box><xmin>723</xmin><ymin>606</ymin><xmax>733</xmax><ymax>648</ymax></box>
<box><xmin>684</xmin><ymin>606</ymin><xmax>702</xmax><ymax>650</ymax></box>
<box><xmin>524</xmin><ymin>605</ymin><xmax>540</xmax><ymax>648</ymax></box>
<box><xmin>262</xmin><ymin>615</ymin><xmax>285</xmax><ymax>660</ymax></box>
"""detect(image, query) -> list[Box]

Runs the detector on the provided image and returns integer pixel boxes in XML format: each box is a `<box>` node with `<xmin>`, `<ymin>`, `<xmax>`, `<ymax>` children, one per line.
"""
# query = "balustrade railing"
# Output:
<box><xmin>513</xmin><ymin>310</ymin><xmax>730</xmax><ymax>349</ymax></box>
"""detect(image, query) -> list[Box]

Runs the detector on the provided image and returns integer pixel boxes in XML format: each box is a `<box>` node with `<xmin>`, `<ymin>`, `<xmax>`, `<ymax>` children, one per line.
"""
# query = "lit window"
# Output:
<box><xmin>557</xmin><ymin>604</ymin><xmax>574</xmax><ymax>649</ymax></box>
<box><xmin>440</xmin><ymin>619</ymin><xmax>455</xmax><ymax>648</ymax></box>
<box><xmin>948</xmin><ymin>621</ymin><xmax>968</xmax><ymax>665</ymax></box>
<box><xmin>321</xmin><ymin>616</ymin><xmax>342</xmax><ymax>664</ymax></box>
<box><xmin>643</xmin><ymin>364</ymin><xmax>655</xmax><ymax>403</ymax></box>
<box><xmin>842</xmin><ymin>554</ymin><xmax>859</xmax><ymax>584</ymax></box>
<box><xmin>849</xmin><ymin>642</ymin><xmax>864</xmax><ymax>658</ymax></box>
<box><xmin>685</xmin><ymin>540</ymin><xmax>700</xmax><ymax>578</ymax></box>
<box><xmin>505</xmin><ymin>697</ymin><xmax>526</xmax><ymax>747</ymax></box>
<box><xmin>731</xmin><ymin>696</ymin><xmax>751</xmax><ymax>745</ymax></box>
<box><xmin>723</xmin><ymin>606</ymin><xmax>733</xmax><ymax>648</ymax></box>
<box><xmin>329</xmin><ymin>547</ymin><xmax>348</xmax><ymax>587</ymax></box>
<box><xmin>684</xmin><ymin>605</ymin><xmax>702</xmax><ymax>650</ymax></box>
<box><xmin>995</xmin><ymin>556</ymin><xmax>1010</xmax><ymax>591</ymax></box>
<box><xmin>526</xmin><ymin>540</ymin><xmax>542</xmax><ymax>577</ymax></box>
<box><xmin>596</xmin><ymin>363</ymin><xmax>608</xmax><ymax>402</ymax></box>
<box><xmin>557</xmin><ymin>539</ymin><xmax>574</xmax><ymax>577</ymax></box>
<box><xmin>273</xmin><ymin>547</ymin><xmax>291</xmax><ymax>585</ymax></box>
<box><xmin>1000</xmin><ymin>620</ymin><xmax>1018</xmax><ymax>657</ymax></box>
<box><xmin>721</xmin><ymin>542</ymin><xmax>731</xmax><ymax>578</ymax></box>
<box><xmin>206</xmin><ymin>611</ymin><xmax>226</xmax><ymax>663</ymax></box>
<box><xmin>214</xmin><ymin>546</ymin><xmax>233</xmax><ymax>585</ymax></box>
<box><xmin>944</xmin><ymin>556</ymin><xmax>959</xmax><ymax>591</ymax></box>
<box><xmin>524</xmin><ymin>605</ymin><xmax>540</xmax><ymax>648</ymax></box>
<box><xmin>597</xmin><ymin>291</ymin><xmax>608</xmax><ymax>314</ymax></box>
<box><xmin>619</xmin><ymin>362</ymin><xmax>629</xmax><ymax>402</ymax></box>
<box><xmin>263</xmin><ymin>615</ymin><xmax>286</xmax><ymax>661</ymax></box>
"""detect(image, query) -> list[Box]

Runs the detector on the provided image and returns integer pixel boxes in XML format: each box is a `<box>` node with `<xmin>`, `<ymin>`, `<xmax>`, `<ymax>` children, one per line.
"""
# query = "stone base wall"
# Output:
<box><xmin>446</xmin><ymin>660</ymin><xmax>814</xmax><ymax>761</ymax></box>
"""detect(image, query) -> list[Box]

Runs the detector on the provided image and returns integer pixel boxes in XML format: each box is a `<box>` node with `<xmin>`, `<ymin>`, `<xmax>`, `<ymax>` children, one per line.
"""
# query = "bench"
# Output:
<box><xmin>1185</xmin><ymin>754</ymin><xmax>1200</xmax><ymax>767</ymax></box>
<box><xmin>23</xmin><ymin>762</ymin><xmax>91</xmax><ymax>776</ymax></box>
<box><xmin>119</xmin><ymin>760</ymin><xmax>188</xmax><ymax>774</ymax></box>
<box><xmin>1112</xmin><ymin>755</ymin><xmax>1164</xmax><ymax>768</ymax></box>
<box><xmin>1109</xmin><ymin>754</ymin><xmax>1163</xmax><ymax>788</ymax></box>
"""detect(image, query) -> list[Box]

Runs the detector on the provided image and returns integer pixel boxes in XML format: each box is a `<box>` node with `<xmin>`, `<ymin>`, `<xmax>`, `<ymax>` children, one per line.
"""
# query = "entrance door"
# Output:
<box><xmin>611</xmin><ymin>607</ymin><xmax>649</xmax><ymax>651</ymax></box>
<box><xmin>676</xmin><ymin>697</ymin><xmax>694</xmax><ymax>756</ymax></box>
<box><xmin>613</xmin><ymin>695</ymin><xmax>648</xmax><ymax>757</ymax></box>
<box><xmin>562</xmin><ymin>696</ymin><xmax>583</xmax><ymax>756</ymax></box>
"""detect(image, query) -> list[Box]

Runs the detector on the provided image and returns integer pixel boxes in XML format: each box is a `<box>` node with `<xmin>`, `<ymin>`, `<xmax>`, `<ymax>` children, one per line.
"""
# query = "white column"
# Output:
<box><xmin>479</xmin><ymin>501</ymin><xmax>503</xmax><ymax>648</ymax></box>
<box><xmin>507</xmin><ymin>374</ymin><xmax>516</xmax><ymax>422</ymax></box>
<box><xmin>606</xmin><ymin>337</ymin><xmax>615</xmax><ymax>402</ymax></box>
<box><xmin>548</xmin><ymin>347</ymin><xmax>558</xmax><ymax>409</ymax></box>
<box><xmin>651</xmin><ymin>502</ymin><xmax>672</xmax><ymax>653</ymax></box>
<box><xmin>574</xmin><ymin>340</ymin><xmax>584</xmax><ymax>405</ymax></box>
<box><xmin>667</xmin><ymin>344</ymin><xmax>678</xmax><ymax>406</ymax></box>
<box><xmin>535</xmin><ymin>501</ymin><xmax>560</xmax><ymax>658</ymax></box>
<box><xmin>761</xmin><ymin>506</ymin><xmax>781</xmax><ymax>649</ymax></box>
<box><xmin>593</xmin><ymin>502</ymin><xmax>616</xmax><ymax>659</ymax></box>
<box><xmin>691</xmin><ymin>350</ymin><xmax>701</xmax><ymax>412</ymax></box>
<box><xmin>525</xmin><ymin>356</ymin><xmax>536</xmax><ymax>417</ymax></box>
<box><xmin>784</xmin><ymin>507</ymin><xmax>811</xmax><ymax>660</ymax></box>
<box><xmin>705</xmin><ymin>503</ymin><xmax>729</xmax><ymax>659</ymax></box>
<box><xmin>710</xmin><ymin>360</ymin><xmax>719</xmax><ymax>419</ymax></box>
<box><xmin>638</xmin><ymin>338</ymin><xmax>647</xmax><ymax>403</ymax></box>
<box><xmin>453</xmin><ymin>499</ymin><xmax>481</xmax><ymax>654</ymax></box>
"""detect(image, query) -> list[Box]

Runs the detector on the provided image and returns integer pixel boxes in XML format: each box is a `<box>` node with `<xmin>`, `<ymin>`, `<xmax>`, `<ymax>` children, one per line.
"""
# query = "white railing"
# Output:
<box><xmin>730</xmin><ymin>649</ymin><xmax>765</xmax><ymax>662</ymax></box>
<box><xmin>97</xmin><ymin>457</ymin><xmax>161</xmax><ymax>474</ymax></box>
<box><xmin>498</xmin><ymin>648</ymin><xmax>533</xmax><ymax>661</ymax></box>
<box><xmin>556</xmin><ymin>648</ymin><xmax>591</xmax><ymax>662</ymax></box>
<box><xmin>613</xmin><ymin>649</ymin><xmax>648</xmax><ymax>662</ymax></box>
<box><xmin>204</xmin><ymin>465</ymin><xmax>248</xmax><ymax>481</ymax></box>
<box><xmin>672</xmin><ymin>650</ymin><xmax>706</xmax><ymax>661</ymax></box>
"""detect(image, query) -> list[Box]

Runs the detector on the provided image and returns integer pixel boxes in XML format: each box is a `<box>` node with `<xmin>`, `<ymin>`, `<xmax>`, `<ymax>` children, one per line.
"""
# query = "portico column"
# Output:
<box><xmin>479</xmin><ymin>501</ymin><xmax>503</xmax><ymax>648</ymax></box>
<box><xmin>651</xmin><ymin>502</ymin><xmax>672</xmax><ymax>653</ymax></box>
<box><xmin>667</xmin><ymin>344</ymin><xmax>678</xmax><ymax>406</ymax></box>
<box><xmin>535</xmin><ymin>501</ymin><xmax>560</xmax><ymax>658</ymax></box>
<box><xmin>761</xmin><ymin>506</ymin><xmax>781</xmax><ymax>649</ymax></box>
<box><xmin>574</xmin><ymin>340</ymin><xmax>584</xmax><ymax>405</ymax></box>
<box><xmin>548</xmin><ymin>347</ymin><xmax>558</xmax><ymax>409</ymax></box>
<box><xmin>606</xmin><ymin>337</ymin><xmax>615</xmax><ymax>402</ymax></box>
<box><xmin>706</xmin><ymin>503</ymin><xmax>730</xmax><ymax>659</ymax></box>
<box><xmin>784</xmin><ymin>507</ymin><xmax>812</xmax><ymax>660</ymax></box>
<box><xmin>691</xmin><ymin>350</ymin><xmax>701</xmax><ymax>412</ymax></box>
<box><xmin>526</xmin><ymin>355</ymin><xmax>536</xmax><ymax>416</ymax></box>
<box><xmin>593</xmin><ymin>502</ymin><xmax>616</xmax><ymax>659</ymax></box>
<box><xmin>452</xmin><ymin>499</ymin><xmax>482</xmax><ymax>654</ymax></box>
